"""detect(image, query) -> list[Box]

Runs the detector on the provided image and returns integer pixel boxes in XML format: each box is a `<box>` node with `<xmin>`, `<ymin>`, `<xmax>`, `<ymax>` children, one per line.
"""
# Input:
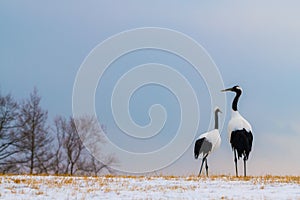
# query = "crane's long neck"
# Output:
<box><xmin>214</xmin><ymin>111</ymin><xmax>219</xmax><ymax>129</ymax></box>
<box><xmin>232</xmin><ymin>91</ymin><xmax>242</xmax><ymax>111</ymax></box>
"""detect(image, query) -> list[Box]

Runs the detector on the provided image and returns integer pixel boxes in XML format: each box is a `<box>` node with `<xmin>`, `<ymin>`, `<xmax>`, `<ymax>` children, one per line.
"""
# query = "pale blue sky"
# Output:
<box><xmin>1</xmin><ymin>1</ymin><xmax>300</xmax><ymax>175</ymax></box>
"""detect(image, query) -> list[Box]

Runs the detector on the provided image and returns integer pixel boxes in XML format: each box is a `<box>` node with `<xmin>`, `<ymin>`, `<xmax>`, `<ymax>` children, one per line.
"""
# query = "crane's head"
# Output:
<box><xmin>221</xmin><ymin>85</ymin><xmax>242</xmax><ymax>94</ymax></box>
<box><xmin>214</xmin><ymin>107</ymin><xmax>222</xmax><ymax>114</ymax></box>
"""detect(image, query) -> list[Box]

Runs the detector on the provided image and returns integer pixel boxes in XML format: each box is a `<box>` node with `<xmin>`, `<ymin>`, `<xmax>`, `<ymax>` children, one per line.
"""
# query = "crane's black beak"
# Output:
<box><xmin>221</xmin><ymin>87</ymin><xmax>233</xmax><ymax>92</ymax></box>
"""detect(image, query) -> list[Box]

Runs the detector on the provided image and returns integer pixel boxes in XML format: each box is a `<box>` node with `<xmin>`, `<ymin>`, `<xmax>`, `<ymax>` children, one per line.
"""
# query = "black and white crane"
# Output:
<box><xmin>194</xmin><ymin>107</ymin><xmax>222</xmax><ymax>177</ymax></box>
<box><xmin>221</xmin><ymin>85</ymin><xmax>253</xmax><ymax>177</ymax></box>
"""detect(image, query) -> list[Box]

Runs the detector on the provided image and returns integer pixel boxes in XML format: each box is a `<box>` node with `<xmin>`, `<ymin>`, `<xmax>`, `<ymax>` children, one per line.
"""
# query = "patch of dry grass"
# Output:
<box><xmin>0</xmin><ymin>174</ymin><xmax>299</xmax><ymax>196</ymax></box>
<box><xmin>207</xmin><ymin>175</ymin><xmax>300</xmax><ymax>184</ymax></box>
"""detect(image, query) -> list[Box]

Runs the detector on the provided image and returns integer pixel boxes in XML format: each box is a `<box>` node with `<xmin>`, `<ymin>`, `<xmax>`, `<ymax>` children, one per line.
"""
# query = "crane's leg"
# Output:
<box><xmin>234</xmin><ymin>150</ymin><xmax>238</xmax><ymax>177</ymax></box>
<box><xmin>205</xmin><ymin>158</ymin><xmax>209</xmax><ymax>177</ymax></box>
<box><xmin>198</xmin><ymin>158</ymin><xmax>205</xmax><ymax>177</ymax></box>
<box><xmin>198</xmin><ymin>154</ymin><xmax>208</xmax><ymax>177</ymax></box>
<box><xmin>243</xmin><ymin>156</ymin><xmax>247</xmax><ymax>177</ymax></box>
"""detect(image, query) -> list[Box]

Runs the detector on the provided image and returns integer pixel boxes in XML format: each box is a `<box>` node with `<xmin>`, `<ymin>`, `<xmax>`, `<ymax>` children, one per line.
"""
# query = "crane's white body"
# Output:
<box><xmin>228</xmin><ymin>110</ymin><xmax>252</xmax><ymax>140</ymax></box>
<box><xmin>197</xmin><ymin>129</ymin><xmax>221</xmax><ymax>155</ymax></box>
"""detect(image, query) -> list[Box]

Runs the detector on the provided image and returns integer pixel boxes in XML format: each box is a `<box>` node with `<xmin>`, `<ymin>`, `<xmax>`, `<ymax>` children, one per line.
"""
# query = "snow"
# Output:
<box><xmin>0</xmin><ymin>175</ymin><xmax>299</xmax><ymax>199</ymax></box>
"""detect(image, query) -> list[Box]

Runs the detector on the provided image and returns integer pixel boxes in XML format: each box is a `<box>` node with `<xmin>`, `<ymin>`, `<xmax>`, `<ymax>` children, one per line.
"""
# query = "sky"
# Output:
<box><xmin>1</xmin><ymin>1</ymin><xmax>300</xmax><ymax>176</ymax></box>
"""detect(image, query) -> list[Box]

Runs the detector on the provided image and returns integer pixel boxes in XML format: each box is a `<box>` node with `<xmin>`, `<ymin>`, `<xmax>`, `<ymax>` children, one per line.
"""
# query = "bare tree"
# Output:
<box><xmin>0</xmin><ymin>88</ymin><xmax>117</xmax><ymax>176</ymax></box>
<box><xmin>52</xmin><ymin>116</ymin><xmax>117</xmax><ymax>176</ymax></box>
<box><xmin>51</xmin><ymin>116</ymin><xmax>67</xmax><ymax>175</ymax></box>
<box><xmin>78</xmin><ymin>153</ymin><xmax>117</xmax><ymax>176</ymax></box>
<box><xmin>64</xmin><ymin>117</ymin><xmax>85</xmax><ymax>175</ymax></box>
<box><xmin>75</xmin><ymin>117</ymin><xmax>118</xmax><ymax>176</ymax></box>
<box><xmin>13</xmin><ymin>88</ymin><xmax>53</xmax><ymax>174</ymax></box>
<box><xmin>51</xmin><ymin>116</ymin><xmax>85</xmax><ymax>175</ymax></box>
<box><xmin>0</xmin><ymin>93</ymin><xmax>20</xmax><ymax>172</ymax></box>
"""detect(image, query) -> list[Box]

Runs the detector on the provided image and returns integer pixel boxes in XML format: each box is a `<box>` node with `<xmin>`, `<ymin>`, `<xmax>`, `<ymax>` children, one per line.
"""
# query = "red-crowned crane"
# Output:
<box><xmin>222</xmin><ymin>85</ymin><xmax>253</xmax><ymax>177</ymax></box>
<box><xmin>194</xmin><ymin>107</ymin><xmax>222</xmax><ymax>177</ymax></box>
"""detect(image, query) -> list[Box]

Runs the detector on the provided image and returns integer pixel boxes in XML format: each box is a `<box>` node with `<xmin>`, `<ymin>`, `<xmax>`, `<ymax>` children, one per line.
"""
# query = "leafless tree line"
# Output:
<box><xmin>0</xmin><ymin>88</ymin><xmax>117</xmax><ymax>175</ymax></box>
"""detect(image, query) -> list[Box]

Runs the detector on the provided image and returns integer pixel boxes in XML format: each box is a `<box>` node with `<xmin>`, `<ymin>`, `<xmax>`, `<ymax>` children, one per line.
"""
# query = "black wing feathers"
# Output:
<box><xmin>194</xmin><ymin>137</ymin><xmax>212</xmax><ymax>159</ymax></box>
<box><xmin>230</xmin><ymin>129</ymin><xmax>253</xmax><ymax>160</ymax></box>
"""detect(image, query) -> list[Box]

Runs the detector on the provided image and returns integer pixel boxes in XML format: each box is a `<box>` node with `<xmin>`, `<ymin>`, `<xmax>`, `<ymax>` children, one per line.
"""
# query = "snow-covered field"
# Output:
<box><xmin>0</xmin><ymin>175</ymin><xmax>299</xmax><ymax>199</ymax></box>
